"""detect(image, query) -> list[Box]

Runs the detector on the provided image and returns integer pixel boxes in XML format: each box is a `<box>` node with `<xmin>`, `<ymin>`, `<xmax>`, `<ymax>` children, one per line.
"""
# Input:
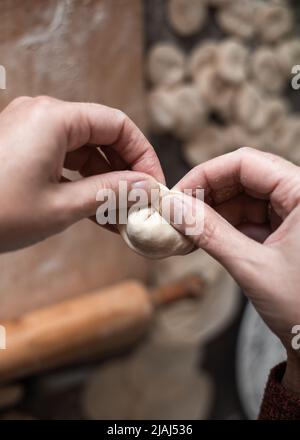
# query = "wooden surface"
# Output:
<box><xmin>0</xmin><ymin>0</ymin><xmax>146</xmax><ymax>123</ymax></box>
<box><xmin>0</xmin><ymin>0</ymin><xmax>148</xmax><ymax>319</ymax></box>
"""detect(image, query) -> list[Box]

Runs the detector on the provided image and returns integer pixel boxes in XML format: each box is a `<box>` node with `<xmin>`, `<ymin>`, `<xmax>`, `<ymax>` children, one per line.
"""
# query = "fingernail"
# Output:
<box><xmin>163</xmin><ymin>193</ymin><xmax>203</xmax><ymax>236</ymax></box>
<box><xmin>131</xmin><ymin>179</ymin><xmax>153</xmax><ymax>189</ymax></box>
<box><xmin>131</xmin><ymin>179</ymin><xmax>159</xmax><ymax>191</ymax></box>
<box><xmin>128</xmin><ymin>180</ymin><xmax>160</xmax><ymax>209</ymax></box>
<box><xmin>131</xmin><ymin>180</ymin><xmax>149</xmax><ymax>189</ymax></box>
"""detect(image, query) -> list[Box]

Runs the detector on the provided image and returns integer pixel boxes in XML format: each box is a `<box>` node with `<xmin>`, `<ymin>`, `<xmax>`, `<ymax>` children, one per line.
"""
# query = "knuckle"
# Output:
<box><xmin>237</xmin><ymin>146</ymin><xmax>256</xmax><ymax>156</ymax></box>
<box><xmin>194</xmin><ymin>218</ymin><xmax>217</xmax><ymax>249</ymax></box>
<box><xmin>10</xmin><ymin>96</ymin><xmax>32</xmax><ymax>107</ymax></box>
<box><xmin>114</xmin><ymin>108</ymin><xmax>127</xmax><ymax>123</ymax></box>
<box><xmin>4</xmin><ymin>97</ymin><xmax>33</xmax><ymax>115</ymax></box>
<box><xmin>48</xmin><ymin>190</ymin><xmax>73</xmax><ymax>231</ymax></box>
<box><xmin>192</xmin><ymin>163</ymin><xmax>204</xmax><ymax>175</ymax></box>
<box><xmin>27</xmin><ymin>96</ymin><xmax>61</xmax><ymax>124</ymax></box>
<box><xmin>113</xmin><ymin>108</ymin><xmax>131</xmax><ymax>131</ymax></box>
<box><xmin>32</xmin><ymin>95</ymin><xmax>56</xmax><ymax>108</ymax></box>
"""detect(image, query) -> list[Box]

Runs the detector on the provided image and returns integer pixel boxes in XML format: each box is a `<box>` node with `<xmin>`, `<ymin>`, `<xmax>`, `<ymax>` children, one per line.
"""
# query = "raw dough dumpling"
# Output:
<box><xmin>118</xmin><ymin>184</ymin><xmax>194</xmax><ymax>259</ymax></box>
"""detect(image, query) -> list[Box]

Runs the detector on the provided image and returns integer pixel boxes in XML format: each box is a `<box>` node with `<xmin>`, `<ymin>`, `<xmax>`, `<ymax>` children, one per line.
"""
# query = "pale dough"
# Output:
<box><xmin>118</xmin><ymin>184</ymin><xmax>194</xmax><ymax>259</ymax></box>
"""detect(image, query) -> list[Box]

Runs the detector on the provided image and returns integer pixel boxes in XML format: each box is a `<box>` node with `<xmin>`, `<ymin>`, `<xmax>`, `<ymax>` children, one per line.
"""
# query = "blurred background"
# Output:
<box><xmin>0</xmin><ymin>0</ymin><xmax>299</xmax><ymax>420</ymax></box>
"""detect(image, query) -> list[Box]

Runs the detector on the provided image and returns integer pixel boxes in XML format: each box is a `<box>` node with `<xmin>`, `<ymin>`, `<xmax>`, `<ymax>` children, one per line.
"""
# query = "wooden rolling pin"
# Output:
<box><xmin>0</xmin><ymin>275</ymin><xmax>204</xmax><ymax>383</ymax></box>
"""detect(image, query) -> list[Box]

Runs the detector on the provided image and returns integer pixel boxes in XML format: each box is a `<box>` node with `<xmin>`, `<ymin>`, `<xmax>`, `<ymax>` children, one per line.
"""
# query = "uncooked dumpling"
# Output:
<box><xmin>118</xmin><ymin>184</ymin><xmax>194</xmax><ymax>259</ymax></box>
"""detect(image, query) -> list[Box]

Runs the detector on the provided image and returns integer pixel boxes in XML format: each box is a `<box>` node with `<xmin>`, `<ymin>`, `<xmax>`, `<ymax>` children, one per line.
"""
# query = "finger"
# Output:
<box><xmin>52</xmin><ymin>170</ymin><xmax>160</xmax><ymax>225</ymax></box>
<box><xmin>175</xmin><ymin>148</ymin><xmax>300</xmax><ymax>218</ymax></box>
<box><xmin>60</xmin><ymin>175</ymin><xmax>119</xmax><ymax>234</ymax></box>
<box><xmin>62</xmin><ymin>101</ymin><xmax>165</xmax><ymax>183</ymax></box>
<box><xmin>63</xmin><ymin>146</ymin><xmax>119</xmax><ymax>232</ymax></box>
<box><xmin>162</xmin><ymin>192</ymin><xmax>273</xmax><ymax>288</ymax></box>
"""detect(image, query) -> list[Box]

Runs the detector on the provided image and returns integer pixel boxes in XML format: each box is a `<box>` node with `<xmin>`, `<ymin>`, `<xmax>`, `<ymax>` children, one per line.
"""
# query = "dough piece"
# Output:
<box><xmin>147</xmin><ymin>88</ymin><xmax>176</xmax><ymax>133</ymax></box>
<box><xmin>233</xmin><ymin>83</ymin><xmax>269</xmax><ymax>132</ymax></box>
<box><xmin>257</xmin><ymin>99</ymin><xmax>286</xmax><ymax>151</ymax></box>
<box><xmin>251</xmin><ymin>47</ymin><xmax>286</xmax><ymax>94</ymax></box>
<box><xmin>265</xmin><ymin>98</ymin><xmax>288</xmax><ymax>126</ymax></box>
<box><xmin>276</xmin><ymin>39</ymin><xmax>300</xmax><ymax>76</ymax></box>
<box><xmin>195</xmin><ymin>66</ymin><xmax>236</xmax><ymax>120</ymax></box>
<box><xmin>188</xmin><ymin>40</ymin><xmax>219</xmax><ymax>81</ymax></box>
<box><xmin>255</xmin><ymin>4</ymin><xmax>293</xmax><ymax>43</ymax></box>
<box><xmin>217</xmin><ymin>39</ymin><xmax>249</xmax><ymax>84</ymax></box>
<box><xmin>167</xmin><ymin>0</ymin><xmax>207</xmax><ymax>36</ymax></box>
<box><xmin>118</xmin><ymin>184</ymin><xmax>194</xmax><ymax>259</ymax></box>
<box><xmin>172</xmin><ymin>85</ymin><xmax>207</xmax><ymax>139</ymax></box>
<box><xmin>183</xmin><ymin>124</ymin><xmax>227</xmax><ymax>166</ymax></box>
<box><xmin>224</xmin><ymin>98</ymin><xmax>287</xmax><ymax>153</ymax></box>
<box><xmin>216</xmin><ymin>1</ymin><xmax>256</xmax><ymax>40</ymax></box>
<box><xmin>223</xmin><ymin>125</ymin><xmax>265</xmax><ymax>152</ymax></box>
<box><xmin>148</xmin><ymin>86</ymin><xmax>206</xmax><ymax>138</ymax></box>
<box><xmin>274</xmin><ymin>117</ymin><xmax>300</xmax><ymax>162</ymax></box>
<box><xmin>147</xmin><ymin>43</ymin><xmax>185</xmax><ymax>86</ymax></box>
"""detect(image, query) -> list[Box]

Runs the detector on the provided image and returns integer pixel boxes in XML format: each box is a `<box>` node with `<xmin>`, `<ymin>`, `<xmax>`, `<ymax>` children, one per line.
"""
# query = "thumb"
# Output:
<box><xmin>51</xmin><ymin>170</ymin><xmax>159</xmax><ymax>226</ymax></box>
<box><xmin>164</xmin><ymin>192</ymin><xmax>272</xmax><ymax>285</ymax></box>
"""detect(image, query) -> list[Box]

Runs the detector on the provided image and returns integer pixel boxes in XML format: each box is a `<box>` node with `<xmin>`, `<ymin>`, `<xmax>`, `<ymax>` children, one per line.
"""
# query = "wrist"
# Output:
<box><xmin>282</xmin><ymin>351</ymin><xmax>300</xmax><ymax>396</ymax></box>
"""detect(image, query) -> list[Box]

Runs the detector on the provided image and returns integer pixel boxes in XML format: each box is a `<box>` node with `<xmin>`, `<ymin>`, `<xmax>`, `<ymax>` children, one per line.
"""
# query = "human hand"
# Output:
<box><xmin>0</xmin><ymin>96</ymin><xmax>164</xmax><ymax>252</ymax></box>
<box><xmin>170</xmin><ymin>148</ymin><xmax>300</xmax><ymax>393</ymax></box>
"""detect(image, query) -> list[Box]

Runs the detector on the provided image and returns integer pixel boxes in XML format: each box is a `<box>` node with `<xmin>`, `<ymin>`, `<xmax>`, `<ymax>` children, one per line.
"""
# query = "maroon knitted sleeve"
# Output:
<box><xmin>258</xmin><ymin>362</ymin><xmax>300</xmax><ymax>420</ymax></box>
